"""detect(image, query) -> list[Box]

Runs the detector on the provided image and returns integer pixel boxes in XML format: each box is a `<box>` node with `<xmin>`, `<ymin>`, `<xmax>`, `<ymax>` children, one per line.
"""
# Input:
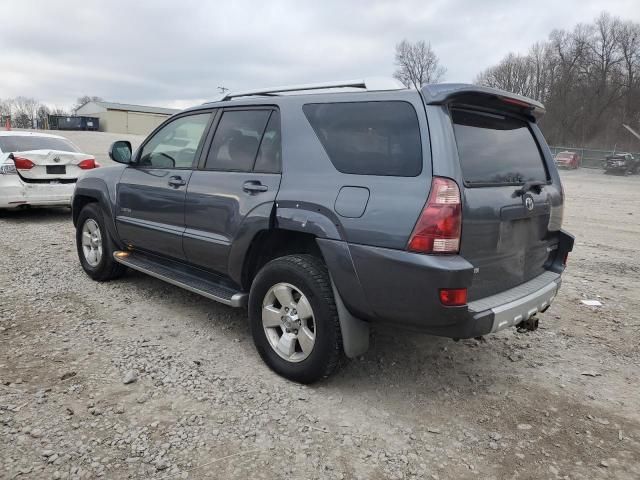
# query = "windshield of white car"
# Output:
<box><xmin>0</xmin><ymin>136</ymin><xmax>79</xmax><ymax>153</ymax></box>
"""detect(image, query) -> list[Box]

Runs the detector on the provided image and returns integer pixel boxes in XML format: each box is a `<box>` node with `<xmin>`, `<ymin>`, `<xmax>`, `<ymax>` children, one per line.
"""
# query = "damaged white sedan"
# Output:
<box><xmin>0</xmin><ymin>131</ymin><xmax>98</xmax><ymax>209</ymax></box>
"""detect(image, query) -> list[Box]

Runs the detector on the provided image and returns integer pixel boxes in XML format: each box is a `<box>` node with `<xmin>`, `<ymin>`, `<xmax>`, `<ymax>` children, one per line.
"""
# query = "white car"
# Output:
<box><xmin>0</xmin><ymin>131</ymin><xmax>98</xmax><ymax>209</ymax></box>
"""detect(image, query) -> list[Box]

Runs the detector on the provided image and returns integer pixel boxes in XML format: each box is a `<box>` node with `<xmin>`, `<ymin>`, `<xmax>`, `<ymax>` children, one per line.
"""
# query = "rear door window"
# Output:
<box><xmin>303</xmin><ymin>101</ymin><xmax>422</xmax><ymax>176</ymax></box>
<box><xmin>451</xmin><ymin>108</ymin><xmax>548</xmax><ymax>186</ymax></box>
<box><xmin>253</xmin><ymin>111</ymin><xmax>281</xmax><ymax>173</ymax></box>
<box><xmin>205</xmin><ymin>110</ymin><xmax>271</xmax><ymax>172</ymax></box>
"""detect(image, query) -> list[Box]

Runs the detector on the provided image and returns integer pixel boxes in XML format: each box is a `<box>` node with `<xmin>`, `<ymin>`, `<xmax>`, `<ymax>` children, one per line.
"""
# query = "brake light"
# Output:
<box><xmin>78</xmin><ymin>159</ymin><xmax>97</xmax><ymax>169</ymax></box>
<box><xmin>500</xmin><ymin>96</ymin><xmax>531</xmax><ymax>108</ymax></box>
<box><xmin>563</xmin><ymin>252</ymin><xmax>569</xmax><ymax>266</ymax></box>
<box><xmin>13</xmin><ymin>157</ymin><xmax>35</xmax><ymax>170</ymax></box>
<box><xmin>407</xmin><ymin>177</ymin><xmax>461</xmax><ymax>254</ymax></box>
<box><xmin>439</xmin><ymin>288</ymin><xmax>467</xmax><ymax>306</ymax></box>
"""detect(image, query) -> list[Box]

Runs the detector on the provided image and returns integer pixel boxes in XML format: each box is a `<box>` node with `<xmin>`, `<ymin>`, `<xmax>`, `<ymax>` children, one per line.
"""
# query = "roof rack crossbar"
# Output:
<box><xmin>220</xmin><ymin>78</ymin><xmax>404</xmax><ymax>101</ymax></box>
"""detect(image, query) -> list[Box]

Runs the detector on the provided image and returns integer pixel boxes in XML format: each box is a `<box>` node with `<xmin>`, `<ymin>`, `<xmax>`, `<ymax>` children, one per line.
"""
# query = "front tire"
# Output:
<box><xmin>76</xmin><ymin>203</ymin><xmax>127</xmax><ymax>281</ymax></box>
<box><xmin>249</xmin><ymin>254</ymin><xmax>342</xmax><ymax>383</ymax></box>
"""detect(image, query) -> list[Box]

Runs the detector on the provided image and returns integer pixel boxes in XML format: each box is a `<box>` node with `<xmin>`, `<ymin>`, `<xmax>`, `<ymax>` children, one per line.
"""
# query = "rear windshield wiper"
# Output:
<box><xmin>515</xmin><ymin>180</ymin><xmax>546</xmax><ymax>196</ymax></box>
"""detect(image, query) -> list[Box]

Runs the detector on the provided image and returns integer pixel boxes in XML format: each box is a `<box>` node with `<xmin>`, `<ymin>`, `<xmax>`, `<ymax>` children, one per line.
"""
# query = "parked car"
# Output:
<box><xmin>554</xmin><ymin>150</ymin><xmax>581</xmax><ymax>169</ymax></box>
<box><xmin>603</xmin><ymin>153</ymin><xmax>639</xmax><ymax>175</ymax></box>
<box><xmin>0</xmin><ymin>131</ymin><xmax>99</xmax><ymax>209</ymax></box>
<box><xmin>72</xmin><ymin>80</ymin><xmax>574</xmax><ymax>383</ymax></box>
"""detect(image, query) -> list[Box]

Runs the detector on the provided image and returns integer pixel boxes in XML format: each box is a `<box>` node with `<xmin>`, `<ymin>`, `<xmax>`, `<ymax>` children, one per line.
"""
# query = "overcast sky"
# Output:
<box><xmin>1</xmin><ymin>0</ymin><xmax>639</xmax><ymax>111</ymax></box>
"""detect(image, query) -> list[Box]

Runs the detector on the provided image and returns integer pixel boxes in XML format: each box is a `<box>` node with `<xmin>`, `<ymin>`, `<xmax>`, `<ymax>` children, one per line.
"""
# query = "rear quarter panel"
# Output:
<box><xmin>275</xmin><ymin>90</ymin><xmax>433</xmax><ymax>250</ymax></box>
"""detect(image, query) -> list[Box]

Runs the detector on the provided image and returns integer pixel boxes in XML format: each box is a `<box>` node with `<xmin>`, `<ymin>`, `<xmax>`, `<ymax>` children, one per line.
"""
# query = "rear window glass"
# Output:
<box><xmin>451</xmin><ymin>109</ymin><xmax>547</xmax><ymax>186</ymax></box>
<box><xmin>0</xmin><ymin>135</ymin><xmax>79</xmax><ymax>153</ymax></box>
<box><xmin>303</xmin><ymin>101</ymin><xmax>422</xmax><ymax>176</ymax></box>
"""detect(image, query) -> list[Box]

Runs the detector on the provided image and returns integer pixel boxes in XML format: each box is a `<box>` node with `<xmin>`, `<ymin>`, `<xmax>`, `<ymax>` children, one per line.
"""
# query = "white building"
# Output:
<box><xmin>75</xmin><ymin>101</ymin><xmax>179</xmax><ymax>135</ymax></box>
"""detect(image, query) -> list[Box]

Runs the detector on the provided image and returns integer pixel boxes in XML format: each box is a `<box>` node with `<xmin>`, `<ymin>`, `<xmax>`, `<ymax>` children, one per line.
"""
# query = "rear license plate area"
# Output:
<box><xmin>46</xmin><ymin>165</ymin><xmax>66</xmax><ymax>174</ymax></box>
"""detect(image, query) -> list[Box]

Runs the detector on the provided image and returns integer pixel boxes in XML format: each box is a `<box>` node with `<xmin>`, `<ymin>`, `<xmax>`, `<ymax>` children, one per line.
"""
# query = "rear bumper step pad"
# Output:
<box><xmin>468</xmin><ymin>270</ymin><xmax>561</xmax><ymax>333</ymax></box>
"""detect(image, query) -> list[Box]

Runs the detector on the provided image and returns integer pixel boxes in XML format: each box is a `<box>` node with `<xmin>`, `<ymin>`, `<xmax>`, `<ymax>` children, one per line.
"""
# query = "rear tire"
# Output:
<box><xmin>76</xmin><ymin>203</ymin><xmax>127</xmax><ymax>281</ymax></box>
<box><xmin>249</xmin><ymin>254</ymin><xmax>342</xmax><ymax>383</ymax></box>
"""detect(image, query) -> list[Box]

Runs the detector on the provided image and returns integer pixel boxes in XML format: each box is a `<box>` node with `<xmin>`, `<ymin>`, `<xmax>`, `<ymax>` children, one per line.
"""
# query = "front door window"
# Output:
<box><xmin>138</xmin><ymin>114</ymin><xmax>211</xmax><ymax>169</ymax></box>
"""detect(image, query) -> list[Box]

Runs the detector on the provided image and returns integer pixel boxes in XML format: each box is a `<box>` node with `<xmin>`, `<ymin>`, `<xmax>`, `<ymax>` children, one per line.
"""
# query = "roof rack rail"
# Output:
<box><xmin>220</xmin><ymin>77</ymin><xmax>405</xmax><ymax>101</ymax></box>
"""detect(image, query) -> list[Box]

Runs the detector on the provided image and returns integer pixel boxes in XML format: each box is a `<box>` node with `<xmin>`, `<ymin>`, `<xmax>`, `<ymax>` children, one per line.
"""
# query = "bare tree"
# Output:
<box><xmin>50</xmin><ymin>107</ymin><xmax>69</xmax><ymax>116</ymax></box>
<box><xmin>475</xmin><ymin>53</ymin><xmax>535</xmax><ymax>98</ymax></box>
<box><xmin>75</xmin><ymin>95</ymin><xmax>104</xmax><ymax>111</ymax></box>
<box><xmin>36</xmin><ymin>104</ymin><xmax>51</xmax><ymax>128</ymax></box>
<box><xmin>12</xmin><ymin>97</ymin><xmax>39</xmax><ymax>128</ymax></box>
<box><xmin>476</xmin><ymin>12</ymin><xmax>640</xmax><ymax>150</ymax></box>
<box><xmin>393</xmin><ymin>40</ymin><xmax>446</xmax><ymax>89</ymax></box>
<box><xmin>0</xmin><ymin>98</ymin><xmax>13</xmax><ymax>120</ymax></box>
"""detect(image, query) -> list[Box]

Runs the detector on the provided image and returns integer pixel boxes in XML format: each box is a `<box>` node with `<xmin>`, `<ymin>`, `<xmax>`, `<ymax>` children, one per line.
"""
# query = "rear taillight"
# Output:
<box><xmin>78</xmin><ymin>159</ymin><xmax>97</xmax><ymax>169</ymax></box>
<box><xmin>407</xmin><ymin>177</ymin><xmax>461</xmax><ymax>254</ymax></box>
<box><xmin>562</xmin><ymin>252</ymin><xmax>569</xmax><ymax>266</ymax></box>
<box><xmin>13</xmin><ymin>157</ymin><xmax>35</xmax><ymax>170</ymax></box>
<box><xmin>439</xmin><ymin>288</ymin><xmax>468</xmax><ymax>306</ymax></box>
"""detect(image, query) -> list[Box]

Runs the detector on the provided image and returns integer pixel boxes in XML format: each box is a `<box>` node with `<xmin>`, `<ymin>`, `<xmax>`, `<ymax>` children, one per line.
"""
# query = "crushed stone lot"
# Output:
<box><xmin>1</xmin><ymin>168</ymin><xmax>639</xmax><ymax>479</ymax></box>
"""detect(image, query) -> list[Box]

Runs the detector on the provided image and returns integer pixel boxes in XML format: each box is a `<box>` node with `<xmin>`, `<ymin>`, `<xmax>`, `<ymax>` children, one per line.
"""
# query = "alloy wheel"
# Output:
<box><xmin>262</xmin><ymin>282</ymin><xmax>316</xmax><ymax>362</ymax></box>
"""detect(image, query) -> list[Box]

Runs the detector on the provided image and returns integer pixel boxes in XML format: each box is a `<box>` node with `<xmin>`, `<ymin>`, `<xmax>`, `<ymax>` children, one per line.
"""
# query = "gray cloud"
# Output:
<box><xmin>1</xmin><ymin>0</ymin><xmax>638</xmax><ymax>110</ymax></box>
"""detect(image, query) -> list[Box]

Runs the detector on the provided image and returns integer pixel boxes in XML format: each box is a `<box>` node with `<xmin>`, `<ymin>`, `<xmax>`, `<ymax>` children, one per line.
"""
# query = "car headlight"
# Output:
<box><xmin>0</xmin><ymin>163</ymin><xmax>17</xmax><ymax>175</ymax></box>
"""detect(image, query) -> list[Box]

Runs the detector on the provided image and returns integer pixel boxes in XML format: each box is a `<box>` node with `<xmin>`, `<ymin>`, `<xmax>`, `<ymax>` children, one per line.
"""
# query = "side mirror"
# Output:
<box><xmin>108</xmin><ymin>141</ymin><xmax>132</xmax><ymax>164</ymax></box>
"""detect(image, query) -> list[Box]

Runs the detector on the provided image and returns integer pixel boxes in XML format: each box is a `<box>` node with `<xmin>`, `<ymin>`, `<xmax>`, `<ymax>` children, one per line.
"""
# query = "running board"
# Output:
<box><xmin>113</xmin><ymin>251</ymin><xmax>247</xmax><ymax>307</ymax></box>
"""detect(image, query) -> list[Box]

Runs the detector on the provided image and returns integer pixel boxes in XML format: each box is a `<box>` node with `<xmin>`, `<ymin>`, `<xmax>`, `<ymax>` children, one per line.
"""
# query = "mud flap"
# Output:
<box><xmin>330</xmin><ymin>279</ymin><xmax>370</xmax><ymax>358</ymax></box>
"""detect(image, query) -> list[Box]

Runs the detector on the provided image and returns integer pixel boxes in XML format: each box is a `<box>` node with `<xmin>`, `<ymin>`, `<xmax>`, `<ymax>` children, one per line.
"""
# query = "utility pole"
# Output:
<box><xmin>217</xmin><ymin>86</ymin><xmax>229</xmax><ymax>95</ymax></box>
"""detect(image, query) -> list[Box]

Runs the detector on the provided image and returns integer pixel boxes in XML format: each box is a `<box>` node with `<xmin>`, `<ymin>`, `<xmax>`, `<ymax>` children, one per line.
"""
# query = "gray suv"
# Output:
<box><xmin>72</xmin><ymin>79</ymin><xmax>574</xmax><ymax>383</ymax></box>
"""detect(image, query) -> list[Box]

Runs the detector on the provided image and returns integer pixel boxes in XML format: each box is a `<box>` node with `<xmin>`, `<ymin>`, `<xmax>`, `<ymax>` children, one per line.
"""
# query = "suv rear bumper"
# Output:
<box><xmin>468</xmin><ymin>270</ymin><xmax>560</xmax><ymax>334</ymax></box>
<box><xmin>318</xmin><ymin>234</ymin><xmax>571</xmax><ymax>339</ymax></box>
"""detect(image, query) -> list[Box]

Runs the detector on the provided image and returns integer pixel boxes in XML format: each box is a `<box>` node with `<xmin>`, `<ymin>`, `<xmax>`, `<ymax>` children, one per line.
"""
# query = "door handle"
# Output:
<box><xmin>168</xmin><ymin>176</ymin><xmax>186</xmax><ymax>187</ymax></box>
<box><xmin>243</xmin><ymin>181</ymin><xmax>268</xmax><ymax>193</ymax></box>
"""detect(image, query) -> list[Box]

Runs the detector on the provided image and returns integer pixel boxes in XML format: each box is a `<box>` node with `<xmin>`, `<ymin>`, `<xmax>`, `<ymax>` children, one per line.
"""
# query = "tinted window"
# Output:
<box><xmin>139</xmin><ymin>113</ymin><xmax>211</xmax><ymax>169</ymax></box>
<box><xmin>205</xmin><ymin>110</ymin><xmax>271</xmax><ymax>171</ymax></box>
<box><xmin>253</xmin><ymin>111</ymin><xmax>281</xmax><ymax>173</ymax></box>
<box><xmin>303</xmin><ymin>101</ymin><xmax>422</xmax><ymax>176</ymax></box>
<box><xmin>0</xmin><ymin>135</ymin><xmax>79</xmax><ymax>153</ymax></box>
<box><xmin>452</xmin><ymin>109</ymin><xmax>548</xmax><ymax>186</ymax></box>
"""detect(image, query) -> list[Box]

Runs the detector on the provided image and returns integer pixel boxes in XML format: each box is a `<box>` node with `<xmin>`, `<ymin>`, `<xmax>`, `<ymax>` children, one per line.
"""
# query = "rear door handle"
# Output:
<box><xmin>168</xmin><ymin>176</ymin><xmax>186</xmax><ymax>187</ymax></box>
<box><xmin>243</xmin><ymin>181</ymin><xmax>268</xmax><ymax>193</ymax></box>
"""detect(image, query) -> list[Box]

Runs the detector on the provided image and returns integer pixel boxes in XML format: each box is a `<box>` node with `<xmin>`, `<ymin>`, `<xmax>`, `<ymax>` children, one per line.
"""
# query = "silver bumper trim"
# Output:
<box><xmin>468</xmin><ymin>271</ymin><xmax>561</xmax><ymax>333</ymax></box>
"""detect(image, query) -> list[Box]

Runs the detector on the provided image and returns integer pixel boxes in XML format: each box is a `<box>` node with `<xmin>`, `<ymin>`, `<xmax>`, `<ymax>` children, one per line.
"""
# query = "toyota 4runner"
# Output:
<box><xmin>72</xmin><ymin>79</ymin><xmax>574</xmax><ymax>383</ymax></box>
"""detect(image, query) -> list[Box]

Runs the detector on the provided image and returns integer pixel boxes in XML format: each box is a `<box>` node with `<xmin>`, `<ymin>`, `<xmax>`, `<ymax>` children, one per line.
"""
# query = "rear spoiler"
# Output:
<box><xmin>421</xmin><ymin>83</ymin><xmax>546</xmax><ymax>121</ymax></box>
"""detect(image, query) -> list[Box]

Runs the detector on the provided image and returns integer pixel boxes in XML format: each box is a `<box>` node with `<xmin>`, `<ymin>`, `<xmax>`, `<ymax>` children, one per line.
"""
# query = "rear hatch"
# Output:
<box><xmin>450</xmin><ymin>106</ymin><xmax>562</xmax><ymax>300</ymax></box>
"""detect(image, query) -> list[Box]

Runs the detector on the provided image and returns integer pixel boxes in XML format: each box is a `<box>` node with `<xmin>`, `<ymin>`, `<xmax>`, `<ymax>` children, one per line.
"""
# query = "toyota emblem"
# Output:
<box><xmin>524</xmin><ymin>196</ymin><xmax>534</xmax><ymax>211</ymax></box>
<box><xmin>53</xmin><ymin>156</ymin><xmax>61</xmax><ymax>163</ymax></box>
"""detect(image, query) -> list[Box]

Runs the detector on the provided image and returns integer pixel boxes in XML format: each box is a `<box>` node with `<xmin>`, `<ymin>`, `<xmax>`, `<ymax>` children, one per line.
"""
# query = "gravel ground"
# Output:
<box><xmin>1</xmin><ymin>168</ymin><xmax>639</xmax><ymax>479</ymax></box>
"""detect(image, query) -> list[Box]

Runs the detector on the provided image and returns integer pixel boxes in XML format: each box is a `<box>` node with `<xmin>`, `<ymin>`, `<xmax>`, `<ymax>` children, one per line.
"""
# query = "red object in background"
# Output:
<box><xmin>4</xmin><ymin>118</ymin><xmax>10</xmax><ymax>130</ymax></box>
<box><xmin>554</xmin><ymin>151</ymin><xmax>580</xmax><ymax>169</ymax></box>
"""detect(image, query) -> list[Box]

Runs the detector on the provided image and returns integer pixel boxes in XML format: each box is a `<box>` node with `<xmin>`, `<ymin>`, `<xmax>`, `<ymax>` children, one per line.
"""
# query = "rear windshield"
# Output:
<box><xmin>303</xmin><ymin>101</ymin><xmax>422</xmax><ymax>176</ymax></box>
<box><xmin>0</xmin><ymin>135</ymin><xmax>79</xmax><ymax>153</ymax></box>
<box><xmin>451</xmin><ymin>108</ymin><xmax>547</xmax><ymax>186</ymax></box>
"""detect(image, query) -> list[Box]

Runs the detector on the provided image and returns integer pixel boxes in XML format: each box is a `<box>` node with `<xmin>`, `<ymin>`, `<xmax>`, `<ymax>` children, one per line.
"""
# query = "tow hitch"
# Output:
<box><xmin>517</xmin><ymin>316</ymin><xmax>539</xmax><ymax>332</ymax></box>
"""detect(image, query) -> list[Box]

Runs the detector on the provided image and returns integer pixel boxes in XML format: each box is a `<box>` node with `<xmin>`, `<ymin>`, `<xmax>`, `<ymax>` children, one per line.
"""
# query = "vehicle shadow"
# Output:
<box><xmin>0</xmin><ymin>207</ymin><xmax>71</xmax><ymax>223</ymax></box>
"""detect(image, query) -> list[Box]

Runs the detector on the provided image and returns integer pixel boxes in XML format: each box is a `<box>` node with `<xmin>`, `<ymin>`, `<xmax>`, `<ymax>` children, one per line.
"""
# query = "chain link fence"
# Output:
<box><xmin>549</xmin><ymin>146</ymin><xmax>640</xmax><ymax>169</ymax></box>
